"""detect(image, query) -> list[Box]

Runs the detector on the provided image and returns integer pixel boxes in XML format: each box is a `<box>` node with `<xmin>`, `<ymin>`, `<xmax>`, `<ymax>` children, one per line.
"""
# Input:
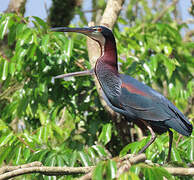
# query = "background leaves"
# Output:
<box><xmin>0</xmin><ymin>1</ymin><xmax>193</xmax><ymax>179</ymax></box>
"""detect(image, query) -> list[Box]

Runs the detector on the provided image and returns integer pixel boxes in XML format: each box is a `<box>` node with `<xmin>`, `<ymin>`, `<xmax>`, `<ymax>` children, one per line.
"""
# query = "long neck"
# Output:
<box><xmin>99</xmin><ymin>37</ymin><xmax>118</xmax><ymax>71</ymax></box>
<box><xmin>95</xmin><ymin>37</ymin><xmax>121</xmax><ymax>98</ymax></box>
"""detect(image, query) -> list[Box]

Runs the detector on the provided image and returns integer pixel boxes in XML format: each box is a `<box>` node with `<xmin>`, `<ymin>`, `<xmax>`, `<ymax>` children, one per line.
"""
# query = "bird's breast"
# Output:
<box><xmin>95</xmin><ymin>60</ymin><xmax>121</xmax><ymax>99</ymax></box>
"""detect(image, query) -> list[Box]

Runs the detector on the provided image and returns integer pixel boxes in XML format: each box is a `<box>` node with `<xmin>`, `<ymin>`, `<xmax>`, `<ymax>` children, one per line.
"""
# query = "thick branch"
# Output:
<box><xmin>1</xmin><ymin>154</ymin><xmax>194</xmax><ymax>180</ymax></box>
<box><xmin>0</xmin><ymin>164</ymin><xmax>93</xmax><ymax>180</ymax></box>
<box><xmin>0</xmin><ymin>154</ymin><xmax>144</xmax><ymax>180</ymax></box>
<box><xmin>165</xmin><ymin>167</ymin><xmax>194</xmax><ymax>176</ymax></box>
<box><xmin>5</xmin><ymin>0</ymin><xmax>26</xmax><ymax>15</ymax></box>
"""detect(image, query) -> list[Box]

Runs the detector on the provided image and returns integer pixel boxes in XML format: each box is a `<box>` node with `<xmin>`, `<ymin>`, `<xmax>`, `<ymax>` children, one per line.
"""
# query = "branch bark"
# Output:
<box><xmin>165</xmin><ymin>167</ymin><xmax>194</xmax><ymax>176</ymax></box>
<box><xmin>1</xmin><ymin>154</ymin><xmax>194</xmax><ymax>180</ymax></box>
<box><xmin>5</xmin><ymin>0</ymin><xmax>26</xmax><ymax>15</ymax></box>
<box><xmin>0</xmin><ymin>154</ymin><xmax>145</xmax><ymax>180</ymax></box>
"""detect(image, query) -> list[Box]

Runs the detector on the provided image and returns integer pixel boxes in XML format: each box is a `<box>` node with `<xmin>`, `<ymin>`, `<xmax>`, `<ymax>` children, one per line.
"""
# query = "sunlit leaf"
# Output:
<box><xmin>98</xmin><ymin>123</ymin><xmax>112</xmax><ymax>145</ymax></box>
<box><xmin>69</xmin><ymin>150</ymin><xmax>77</xmax><ymax>167</ymax></box>
<box><xmin>32</xmin><ymin>16</ymin><xmax>48</xmax><ymax>30</ymax></box>
<box><xmin>78</xmin><ymin>151</ymin><xmax>92</xmax><ymax>167</ymax></box>
<box><xmin>92</xmin><ymin>145</ymin><xmax>107</xmax><ymax>157</ymax></box>
<box><xmin>171</xmin><ymin>147</ymin><xmax>182</xmax><ymax>162</ymax></box>
<box><xmin>0</xmin><ymin>15</ymin><xmax>10</xmax><ymax>39</ymax></box>
<box><xmin>0</xmin><ymin>133</ymin><xmax>13</xmax><ymax>146</ymax></box>
<box><xmin>118</xmin><ymin>171</ymin><xmax>140</xmax><ymax>180</ymax></box>
<box><xmin>92</xmin><ymin>161</ymin><xmax>104</xmax><ymax>180</ymax></box>
<box><xmin>106</xmin><ymin>160</ymin><xmax>117</xmax><ymax>179</ymax></box>
<box><xmin>1</xmin><ymin>60</ymin><xmax>8</xmax><ymax>81</ymax></box>
<box><xmin>15</xmin><ymin>146</ymin><xmax>22</xmax><ymax>165</ymax></box>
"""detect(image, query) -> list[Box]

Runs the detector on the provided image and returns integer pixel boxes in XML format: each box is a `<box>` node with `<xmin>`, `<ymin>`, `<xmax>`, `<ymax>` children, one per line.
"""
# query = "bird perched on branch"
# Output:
<box><xmin>51</xmin><ymin>26</ymin><xmax>193</xmax><ymax>161</ymax></box>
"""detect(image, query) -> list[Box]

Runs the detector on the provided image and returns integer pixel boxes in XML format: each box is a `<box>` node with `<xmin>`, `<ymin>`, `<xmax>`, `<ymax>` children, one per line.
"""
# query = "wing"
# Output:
<box><xmin>115</xmin><ymin>74</ymin><xmax>171</xmax><ymax>121</ymax></box>
<box><xmin>103</xmin><ymin>74</ymin><xmax>192</xmax><ymax>136</ymax></box>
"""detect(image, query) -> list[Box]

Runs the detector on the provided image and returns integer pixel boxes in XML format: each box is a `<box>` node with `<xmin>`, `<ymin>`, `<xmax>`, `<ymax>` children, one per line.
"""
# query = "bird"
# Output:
<box><xmin>51</xmin><ymin>26</ymin><xmax>193</xmax><ymax>161</ymax></box>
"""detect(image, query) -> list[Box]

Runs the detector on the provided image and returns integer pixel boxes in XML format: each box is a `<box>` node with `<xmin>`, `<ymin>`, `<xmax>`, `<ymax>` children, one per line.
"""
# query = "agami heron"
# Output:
<box><xmin>51</xmin><ymin>26</ymin><xmax>193</xmax><ymax>161</ymax></box>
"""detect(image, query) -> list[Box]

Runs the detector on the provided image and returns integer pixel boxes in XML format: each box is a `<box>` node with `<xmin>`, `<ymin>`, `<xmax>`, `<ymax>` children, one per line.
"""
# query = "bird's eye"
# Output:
<box><xmin>97</xmin><ymin>27</ymin><xmax>102</xmax><ymax>32</ymax></box>
<box><xmin>93</xmin><ymin>27</ymin><xmax>102</xmax><ymax>32</ymax></box>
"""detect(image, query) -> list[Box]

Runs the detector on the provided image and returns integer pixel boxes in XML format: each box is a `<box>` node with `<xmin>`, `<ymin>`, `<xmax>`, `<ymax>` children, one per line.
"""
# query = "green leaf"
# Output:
<box><xmin>88</xmin><ymin>147</ymin><xmax>97</xmax><ymax>162</ymax></box>
<box><xmin>98</xmin><ymin>123</ymin><xmax>112</xmax><ymax>145</ymax></box>
<box><xmin>0</xmin><ymin>120</ymin><xmax>8</xmax><ymax>131</ymax></box>
<box><xmin>17</xmin><ymin>96</ymin><xmax>28</xmax><ymax>117</ymax></box>
<box><xmin>154</xmin><ymin>167</ymin><xmax>173</xmax><ymax>180</ymax></box>
<box><xmin>41</xmin><ymin>34</ymin><xmax>50</xmax><ymax>53</ymax></box>
<box><xmin>106</xmin><ymin>160</ymin><xmax>117</xmax><ymax>180</ymax></box>
<box><xmin>149</xmin><ymin>55</ymin><xmax>158</xmax><ymax>72</ymax></box>
<box><xmin>171</xmin><ymin>147</ymin><xmax>182</xmax><ymax>162</ymax></box>
<box><xmin>118</xmin><ymin>171</ymin><xmax>140</xmax><ymax>180</ymax></box>
<box><xmin>38</xmin><ymin>109</ymin><xmax>47</xmax><ymax>125</ymax></box>
<box><xmin>78</xmin><ymin>151</ymin><xmax>92</xmax><ymax>166</ymax></box>
<box><xmin>120</xmin><ymin>137</ymin><xmax>149</xmax><ymax>156</ymax></box>
<box><xmin>23</xmin><ymin>148</ymin><xmax>31</xmax><ymax>161</ymax></box>
<box><xmin>0</xmin><ymin>133</ymin><xmax>13</xmax><ymax>146</ymax></box>
<box><xmin>51</xmin><ymin>123</ymin><xmax>63</xmax><ymax>137</ymax></box>
<box><xmin>0</xmin><ymin>146</ymin><xmax>12</xmax><ymax>165</ymax></box>
<box><xmin>65</xmin><ymin>38</ymin><xmax>74</xmax><ymax>60</ymax></box>
<box><xmin>189</xmin><ymin>136</ymin><xmax>194</xmax><ymax>161</ymax></box>
<box><xmin>28</xmin><ymin>149</ymin><xmax>49</xmax><ymax>162</ymax></box>
<box><xmin>1</xmin><ymin>60</ymin><xmax>8</xmax><ymax>81</ymax></box>
<box><xmin>27</xmin><ymin>43</ymin><xmax>37</xmax><ymax>59</ymax></box>
<box><xmin>45</xmin><ymin>152</ymin><xmax>57</xmax><ymax>166</ymax></box>
<box><xmin>32</xmin><ymin>16</ymin><xmax>48</xmax><ymax>30</ymax></box>
<box><xmin>92</xmin><ymin>161</ymin><xmax>104</xmax><ymax>180</ymax></box>
<box><xmin>19</xmin><ymin>28</ymin><xmax>33</xmax><ymax>46</ymax></box>
<box><xmin>143</xmin><ymin>166</ymin><xmax>158</xmax><ymax>180</ymax></box>
<box><xmin>91</xmin><ymin>145</ymin><xmax>107</xmax><ymax>157</ymax></box>
<box><xmin>56</xmin><ymin>155</ymin><xmax>65</xmax><ymax>167</ymax></box>
<box><xmin>159</xmin><ymin>54</ymin><xmax>175</xmax><ymax>78</ymax></box>
<box><xmin>0</xmin><ymin>15</ymin><xmax>10</xmax><ymax>39</ymax></box>
<box><xmin>8</xmin><ymin>24</ymin><xmax>16</xmax><ymax>46</ymax></box>
<box><xmin>15</xmin><ymin>146</ymin><xmax>22</xmax><ymax>165</ymax></box>
<box><xmin>9</xmin><ymin>62</ymin><xmax>16</xmax><ymax>76</ymax></box>
<box><xmin>69</xmin><ymin>150</ymin><xmax>77</xmax><ymax>167</ymax></box>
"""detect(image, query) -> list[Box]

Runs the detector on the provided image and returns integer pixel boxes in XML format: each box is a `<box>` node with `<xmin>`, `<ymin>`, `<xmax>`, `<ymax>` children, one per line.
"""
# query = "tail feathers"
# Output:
<box><xmin>165</xmin><ymin>117</ymin><xmax>193</xmax><ymax>136</ymax></box>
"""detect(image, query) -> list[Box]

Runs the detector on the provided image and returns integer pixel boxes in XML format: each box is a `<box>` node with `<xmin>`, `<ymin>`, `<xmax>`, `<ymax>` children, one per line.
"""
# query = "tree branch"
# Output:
<box><xmin>0</xmin><ymin>154</ymin><xmax>194</xmax><ymax>180</ymax></box>
<box><xmin>5</xmin><ymin>0</ymin><xmax>26</xmax><ymax>15</ymax></box>
<box><xmin>0</xmin><ymin>163</ymin><xmax>93</xmax><ymax>180</ymax></box>
<box><xmin>165</xmin><ymin>167</ymin><xmax>194</xmax><ymax>176</ymax></box>
<box><xmin>152</xmin><ymin>0</ymin><xmax>178</xmax><ymax>23</ymax></box>
<box><xmin>0</xmin><ymin>154</ymin><xmax>145</xmax><ymax>180</ymax></box>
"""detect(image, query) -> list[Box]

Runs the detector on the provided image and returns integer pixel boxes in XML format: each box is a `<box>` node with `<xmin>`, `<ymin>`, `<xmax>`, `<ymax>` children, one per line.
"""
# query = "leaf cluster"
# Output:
<box><xmin>0</xmin><ymin>9</ymin><xmax>193</xmax><ymax>180</ymax></box>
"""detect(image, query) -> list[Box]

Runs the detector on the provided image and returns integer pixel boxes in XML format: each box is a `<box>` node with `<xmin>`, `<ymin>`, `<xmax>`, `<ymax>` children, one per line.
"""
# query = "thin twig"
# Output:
<box><xmin>152</xmin><ymin>0</ymin><xmax>178</xmax><ymax>23</ymax></box>
<box><xmin>17</xmin><ymin>136</ymin><xmax>36</xmax><ymax>153</ymax></box>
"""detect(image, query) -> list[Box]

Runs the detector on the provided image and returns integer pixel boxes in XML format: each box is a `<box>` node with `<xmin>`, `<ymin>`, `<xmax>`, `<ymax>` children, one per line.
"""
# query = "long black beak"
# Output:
<box><xmin>50</xmin><ymin>27</ymin><xmax>95</xmax><ymax>34</ymax></box>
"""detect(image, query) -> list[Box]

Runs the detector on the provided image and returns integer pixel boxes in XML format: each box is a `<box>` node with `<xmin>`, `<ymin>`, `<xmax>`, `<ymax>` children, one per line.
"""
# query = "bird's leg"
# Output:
<box><xmin>51</xmin><ymin>69</ymin><xmax>94</xmax><ymax>83</ymax></box>
<box><xmin>167</xmin><ymin>129</ymin><xmax>173</xmax><ymax>162</ymax></box>
<box><xmin>138</xmin><ymin>120</ymin><xmax>156</xmax><ymax>154</ymax></box>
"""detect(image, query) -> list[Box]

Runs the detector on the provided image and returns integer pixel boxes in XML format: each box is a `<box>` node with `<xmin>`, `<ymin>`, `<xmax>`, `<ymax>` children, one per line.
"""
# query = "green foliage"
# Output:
<box><xmin>132</xmin><ymin>164</ymin><xmax>173</xmax><ymax>180</ymax></box>
<box><xmin>0</xmin><ymin>2</ymin><xmax>193</xmax><ymax>179</ymax></box>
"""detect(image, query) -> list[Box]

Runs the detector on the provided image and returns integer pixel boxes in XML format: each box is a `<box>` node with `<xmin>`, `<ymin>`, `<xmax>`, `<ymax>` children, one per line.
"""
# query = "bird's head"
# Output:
<box><xmin>51</xmin><ymin>26</ymin><xmax>115</xmax><ymax>50</ymax></box>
